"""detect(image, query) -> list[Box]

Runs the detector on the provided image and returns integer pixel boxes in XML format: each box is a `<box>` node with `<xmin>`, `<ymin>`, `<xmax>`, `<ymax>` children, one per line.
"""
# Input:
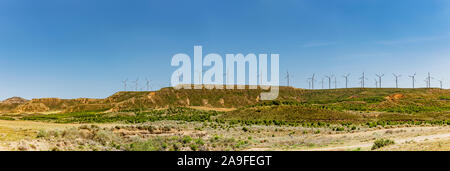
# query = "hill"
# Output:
<box><xmin>1</xmin><ymin>87</ymin><xmax>450</xmax><ymax>116</ymax></box>
<box><xmin>2</xmin><ymin>97</ymin><xmax>29</xmax><ymax>104</ymax></box>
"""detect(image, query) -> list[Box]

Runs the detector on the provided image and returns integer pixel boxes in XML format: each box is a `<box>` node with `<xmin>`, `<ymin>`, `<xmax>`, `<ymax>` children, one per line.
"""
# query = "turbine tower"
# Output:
<box><xmin>425</xmin><ymin>72</ymin><xmax>433</xmax><ymax>88</ymax></box>
<box><xmin>122</xmin><ymin>78</ymin><xmax>128</xmax><ymax>91</ymax></box>
<box><xmin>342</xmin><ymin>74</ymin><xmax>350</xmax><ymax>88</ymax></box>
<box><xmin>408</xmin><ymin>73</ymin><xmax>416</xmax><ymax>88</ymax></box>
<box><xmin>393</xmin><ymin>74</ymin><xmax>401</xmax><ymax>88</ymax></box>
<box><xmin>334</xmin><ymin>76</ymin><xmax>337</xmax><ymax>89</ymax></box>
<box><xmin>285</xmin><ymin>70</ymin><xmax>290</xmax><ymax>87</ymax></box>
<box><xmin>325</xmin><ymin>74</ymin><xmax>333</xmax><ymax>89</ymax></box>
<box><xmin>307</xmin><ymin>79</ymin><xmax>311</xmax><ymax>89</ymax></box>
<box><xmin>374</xmin><ymin>79</ymin><xmax>379</xmax><ymax>88</ymax></box>
<box><xmin>308</xmin><ymin>74</ymin><xmax>316</xmax><ymax>89</ymax></box>
<box><xmin>145</xmin><ymin>77</ymin><xmax>151</xmax><ymax>91</ymax></box>
<box><xmin>133</xmin><ymin>78</ymin><xmax>139</xmax><ymax>91</ymax></box>
<box><xmin>375</xmin><ymin>73</ymin><xmax>384</xmax><ymax>88</ymax></box>
<box><xmin>359</xmin><ymin>72</ymin><xmax>367</xmax><ymax>88</ymax></box>
<box><xmin>321</xmin><ymin>78</ymin><xmax>325</xmax><ymax>89</ymax></box>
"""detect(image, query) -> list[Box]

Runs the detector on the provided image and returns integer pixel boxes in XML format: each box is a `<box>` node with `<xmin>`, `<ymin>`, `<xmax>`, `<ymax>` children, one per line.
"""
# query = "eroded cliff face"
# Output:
<box><xmin>0</xmin><ymin>97</ymin><xmax>107</xmax><ymax>114</ymax></box>
<box><xmin>2</xmin><ymin>97</ymin><xmax>29</xmax><ymax>104</ymax></box>
<box><xmin>14</xmin><ymin>103</ymin><xmax>50</xmax><ymax>113</ymax></box>
<box><xmin>0</xmin><ymin>87</ymin><xmax>274</xmax><ymax>114</ymax></box>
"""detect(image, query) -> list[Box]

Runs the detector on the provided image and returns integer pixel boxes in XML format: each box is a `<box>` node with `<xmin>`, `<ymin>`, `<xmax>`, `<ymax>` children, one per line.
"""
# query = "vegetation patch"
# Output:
<box><xmin>21</xmin><ymin>107</ymin><xmax>221</xmax><ymax>124</ymax></box>
<box><xmin>372</xmin><ymin>139</ymin><xmax>395</xmax><ymax>150</ymax></box>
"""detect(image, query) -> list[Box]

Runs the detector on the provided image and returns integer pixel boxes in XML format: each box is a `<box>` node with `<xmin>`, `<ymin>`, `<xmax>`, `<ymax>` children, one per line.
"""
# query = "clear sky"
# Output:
<box><xmin>1</xmin><ymin>0</ymin><xmax>450</xmax><ymax>100</ymax></box>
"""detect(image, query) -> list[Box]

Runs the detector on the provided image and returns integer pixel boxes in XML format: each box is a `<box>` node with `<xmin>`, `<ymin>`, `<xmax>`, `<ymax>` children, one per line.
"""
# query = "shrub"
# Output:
<box><xmin>195</xmin><ymin>138</ymin><xmax>204</xmax><ymax>145</ymax></box>
<box><xmin>190</xmin><ymin>144</ymin><xmax>199</xmax><ymax>151</ymax></box>
<box><xmin>371</xmin><ymin>139</ymin><xmax>395</xmax><ymax>150</ymax></box>
<box><xmin>0</xmin><ymin>116</ymin><xmax>15</xmax><ymax>120</ymax></box>
<box><xmin>128</xmin><ymin>139</ymin><xmax>164</xmax><ymax>151</ymax></box>
<box><xmin>182</xmin><ymin>136</ymin><xmax>192</xmax><ymax>144</ymax></box>
<box><xmin>36</xmin><ymin>130</ymin><xmax>49</xmax><ymax>138</ymax></box>
<box><xmin>439</xmin><ymin>96</ymin><xmax>450</xmax><ymax>100</ymax></box>
<box><xmin>94</xmin><ymin>130</ymin><xmax>120</xmax><ymax>145</ymax></box>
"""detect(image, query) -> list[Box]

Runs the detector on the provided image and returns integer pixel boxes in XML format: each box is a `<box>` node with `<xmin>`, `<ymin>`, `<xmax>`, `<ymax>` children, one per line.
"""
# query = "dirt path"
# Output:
<box><xmin>245</xmin><ymin>126</ymin><xmax>450</xmax><ymax>151</ymax></box>
<box><xmin>307</xmin><ymin>132</ymin><xmax>450</xmax><ymax>151</ymax></box>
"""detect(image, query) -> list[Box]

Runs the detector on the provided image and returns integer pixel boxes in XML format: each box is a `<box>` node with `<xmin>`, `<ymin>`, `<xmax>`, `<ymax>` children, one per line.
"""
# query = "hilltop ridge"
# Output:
<box><xmin>2</xmin><ymin>97</ymin><xmax>29</xmax><ymax>104</ymax></box>
<box><xmin>0</xmin><ymin>87</ymin><xmax>449</xmax><ymax>114</ymax></box>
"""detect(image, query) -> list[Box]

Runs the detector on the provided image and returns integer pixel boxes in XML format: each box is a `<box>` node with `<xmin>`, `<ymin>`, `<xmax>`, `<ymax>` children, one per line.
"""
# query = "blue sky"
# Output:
<box><xmin>0</xmin><ymin>0</ymin><xmax>449</xmax><ymax>99</ymax></box>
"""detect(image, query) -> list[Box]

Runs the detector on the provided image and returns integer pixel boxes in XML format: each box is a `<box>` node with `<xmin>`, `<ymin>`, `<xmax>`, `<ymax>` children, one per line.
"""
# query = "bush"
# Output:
<box><xmin>182</xmin><ymin>136</ymin><xmax>192</xmax><ymax>144</ymax></box>
<box><xmin>0</xmin><ymin>116</ymin><xmax>15</xmax><ymax>120</ymax></box>
<box><xmin>36</xmin><ymin>130</ymin><xmax>49</xmax><ymax>138</ymax></box>
<box><xmin>94</xmin><ymin>130</ymin><xmax>120</xmax><ymax>145</ymax></box>
<box><xmin>21</xmin><ymin>107</ymin><xmax>221</xmax><ymax>124</ymax></box>
<box><xmin>128</xmin><ymin>138</ymin><xmax>165</xmax><ymax>151</ymax></box>
<box><xmin>371</xmin><ymin>139</ymin><xmax>395</xmax><ymax>150</ymax></box>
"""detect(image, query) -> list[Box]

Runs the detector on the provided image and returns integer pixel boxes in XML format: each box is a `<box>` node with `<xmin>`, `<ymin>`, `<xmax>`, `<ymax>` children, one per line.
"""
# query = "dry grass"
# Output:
<box><xmin>379</xmin><ymin>138</ymin><xmax>450</xmax><ymax>151</ymax></box>
<box><xmin>1</xmin><ymin>119</ymin><xmax>447</xmax><ymax>151</ymax></box>
<box><xmin>187</xmin><ymin>106</ymin><xmax>236</xmax><ymax>112</ymax></box>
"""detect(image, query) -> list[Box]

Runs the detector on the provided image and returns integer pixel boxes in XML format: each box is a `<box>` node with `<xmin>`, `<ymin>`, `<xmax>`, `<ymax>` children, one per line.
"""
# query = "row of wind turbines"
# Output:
<box><xmin>288</xmin><ymin>72</ymin><xmax>444</xmax><ymax>89</ymax></box>
<box><xmin>121</xmin><ymin>72</ymin><xmax>444</xmax><ymax>91</ymax></box>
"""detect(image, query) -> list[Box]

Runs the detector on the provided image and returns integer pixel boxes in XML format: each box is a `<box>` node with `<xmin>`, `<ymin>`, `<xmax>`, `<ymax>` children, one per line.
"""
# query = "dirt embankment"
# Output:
<box><xmin>14</xmin><ymin>103</ymin><xmax>50</xmax><ymax>113</ymax></box>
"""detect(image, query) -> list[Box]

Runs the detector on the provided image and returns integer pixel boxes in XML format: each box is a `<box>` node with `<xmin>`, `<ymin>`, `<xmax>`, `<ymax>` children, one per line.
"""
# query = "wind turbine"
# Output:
<box><xmin>409</xmin><ymin>73</ymin><xmax>416</xmax><ymax>88</ymax></box>
<box><xmin>438</xmin><ymin>80</ymin><xmax>443</xmax><ymax>89</ymax></box>
<box><xmin>133</xmin><ymin>78</ymin><xmax>139</xmax><ymax>91</ymax></box>
<box><xmin>308</xmin><ymin>74</ymin><xmax>316</xmax><ymax>89</ymax></box>
<box><xmin>145</xmin><ymin>77</ymin><xmax>151</xmax><ymax>91</ymax></box>
<box><xmin>307</xmin><ymin>79</ymin><xmax>311</xmax><ymax>89</ymax></box>
<box><xmin>359</xmin><ymin>72</ymin><xmax>368</xmax><ymax>88</ymax></box>
<box><xmin>425</xmin><ymin>72</ymin><xmax>433</xmax><ymax>88</ymax></box>
<box><xmin>321</xmin><ymin>78</ymin><xmax>324</xmax><ymax>89</ymax></box>
<box><xmin>122</xmin><ymin>78</ymin><xmax>128</xmax><ymax>91</ymax></box>
<box><xmin>334</xmin><ymin>76</ymin><xmax>337</xmax><ymax>89</ymax></box>
<box><xmin>375</xmin><ymin>73</ymin><xmax>384</xmax><ymax>88</ymax></box>
<box><xmin>342</xmin><ymin>74</ymin><xmax>350</xmax><ymax>89</ymax></box>
<box><xmin>285</xmin><ymin>70</ymin><xmax>290</xmax><ymax>87</ymax></box>
<box><xmin>325</xmin><ymin>74</ymin><xmax>334</xmax><ymax>89</ymax></box>
<box><xmin>393</xmin><ymin>74</ymin><xmax>401</xmax><ymax>88</ymax></box>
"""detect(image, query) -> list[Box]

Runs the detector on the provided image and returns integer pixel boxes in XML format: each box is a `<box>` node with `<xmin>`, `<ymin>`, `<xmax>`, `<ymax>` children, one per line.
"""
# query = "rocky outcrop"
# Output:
<box><xmin>14</xmin><ymin>103</ymin><xmax>50</xmax><ymax>113</ymax></box>
<box><xmin>385</xmin><ymin>94</ymin><xmax>405</xmax><ymax>101</ymax></box>
<box><xmin>72</xmin><ymin>98</ymin><xmax>103</xmax><ymax>104</ymax></box>
<box><xmin>31</xmin><ymin>98</ymin><xmax>62</xmax><ymax>104</ymax></box>
<box><xmin>2</xmin><ymin>97</ymin><xmax>29</xmax><ymax>104</ymax></box>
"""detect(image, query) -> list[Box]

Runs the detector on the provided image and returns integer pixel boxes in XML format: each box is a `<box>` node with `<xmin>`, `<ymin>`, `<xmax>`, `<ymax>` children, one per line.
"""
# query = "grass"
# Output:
<box><xmin>17</xmin><ymin>102</ymin><xmax>450</xmax><ymax>129</ymax></box>
<box><xmin>0</xmin><ymin>116</ymin><xmax>15</xmax><ymax>121</ymax></box>
<box><xmin>24</xmin><ymin>123</ymin><xmax>253</xmax><ymax>151</ymax></box>
<box><xmin>21</xmin><ymin>107</ymin><xmax>222</xmax><ymax>124</ymax></box>
<box><xmin>4</xmin><ymin>118</ymin><xmax>449</xmax><ymax>151</ymax></box>
<box><xmin>218</xmin><ymin>100</ymin><xmax>450</xmax><ymax>127</ymax></box>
